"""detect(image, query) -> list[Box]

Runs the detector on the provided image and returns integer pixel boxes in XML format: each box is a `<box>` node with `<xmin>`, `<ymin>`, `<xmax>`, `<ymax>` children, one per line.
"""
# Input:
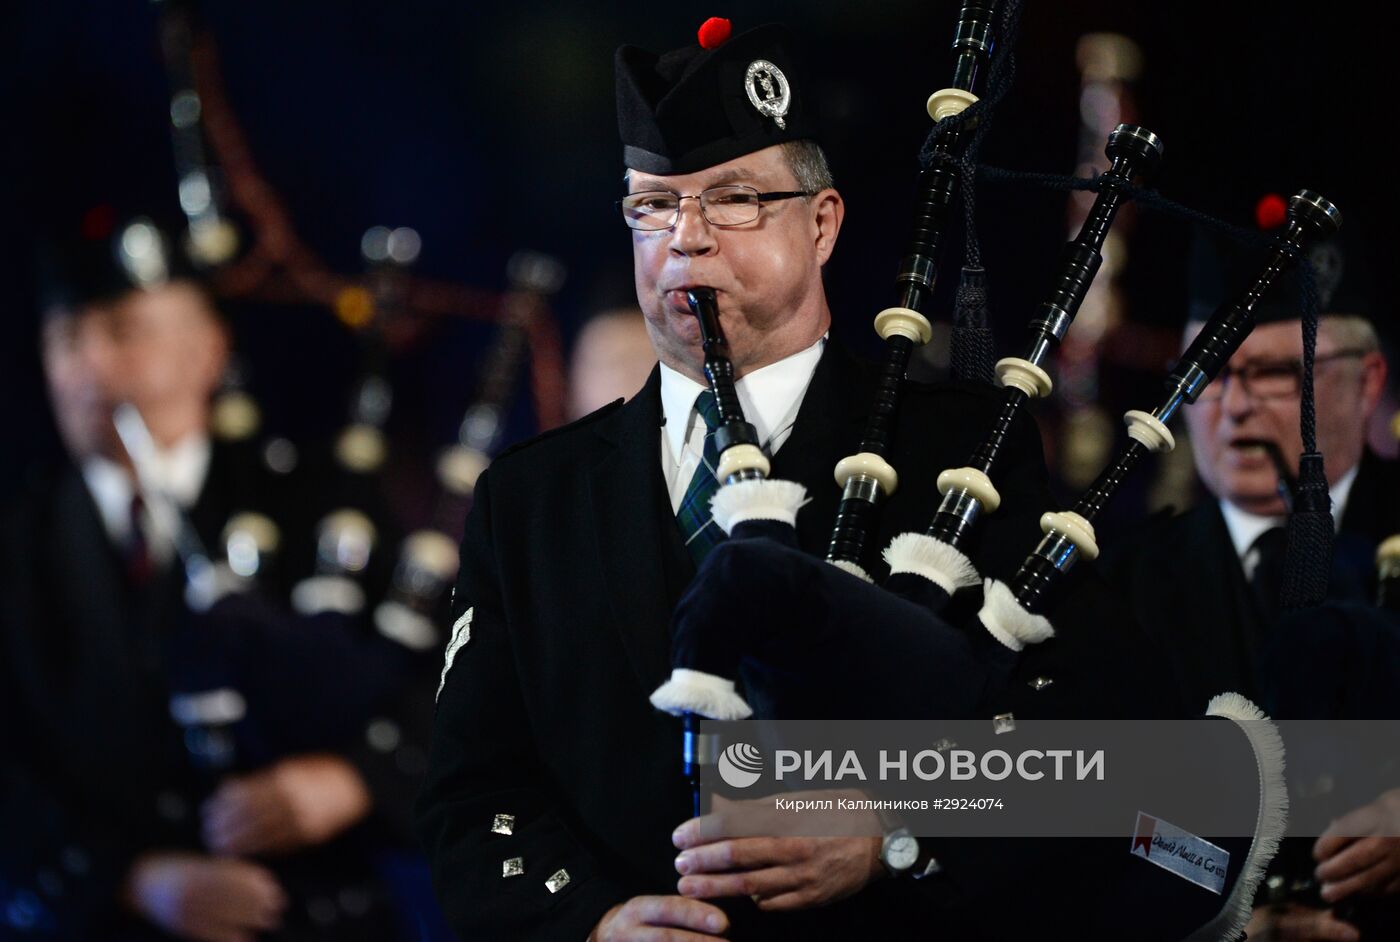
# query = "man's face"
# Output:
<box><xmin>42</xmin><ymin>306</ymin><xmax>122</xmax><ymax>461</ymax></box>
<box><xmin>1183</xmin><ymin>319</ymin><xmax>1386</xmax><ymax>515</ymax></box>
<box><xmin>109</xmin><ymin>281</ymin><xmax>228</xmax><ymax>423</ymax></box>
<box><xmin>628</xmin><ymin>144</ymin><xmax>843</xmax><ymax>379</ymax></box>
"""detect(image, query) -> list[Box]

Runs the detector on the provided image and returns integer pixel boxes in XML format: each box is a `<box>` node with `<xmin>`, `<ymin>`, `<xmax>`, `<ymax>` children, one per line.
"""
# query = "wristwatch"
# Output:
<box><xmin>880</xmin><ymin>826</ymin><xmax>941</xmax><ymax>879</ymax></box>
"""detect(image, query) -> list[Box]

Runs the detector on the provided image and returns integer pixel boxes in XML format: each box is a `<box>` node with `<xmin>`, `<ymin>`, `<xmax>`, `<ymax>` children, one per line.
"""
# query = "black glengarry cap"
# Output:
<box><xmin>615</xmin><ymin>20</ymin><xmax>820</xmax><ymax>176</ymax></box>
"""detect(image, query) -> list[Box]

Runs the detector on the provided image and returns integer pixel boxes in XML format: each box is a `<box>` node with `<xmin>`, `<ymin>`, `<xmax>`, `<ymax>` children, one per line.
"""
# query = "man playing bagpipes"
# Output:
<box><xmin>414</xmin><ymin>12</ymin><xmax>1221</xmax><ymax>940</ymax></box>
<box><xmin>1104</xmin><ymin>227</ymin><xmax>1400</xmax><ymax>939</ymax></box>
<box><xmin>1</xmin><ymin>213</ymin><xmax>434</xmax><ymax>940</ymax></box>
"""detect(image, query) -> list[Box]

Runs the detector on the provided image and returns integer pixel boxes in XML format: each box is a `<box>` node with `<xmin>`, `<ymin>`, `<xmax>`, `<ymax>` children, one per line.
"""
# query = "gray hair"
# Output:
<box><xmin>622</xmin><ymin>141</ymin><xmax>835</xmax><ymax>194</ymax></box>
<box><xmin>781</xmin><ymin>140</ymin><xmax>835</xmax><ymax>194</ymax></box>
<box><xmin>1320</xmin><ymin>314</ymin><xmax>1380</xmax><ymax>354</ymax></box>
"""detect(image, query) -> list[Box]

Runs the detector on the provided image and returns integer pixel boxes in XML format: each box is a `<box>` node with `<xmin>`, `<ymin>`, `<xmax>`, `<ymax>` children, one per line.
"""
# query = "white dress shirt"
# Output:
<box><xmin>1219</xmin><ymin>463</ymin><xmax>1359</xmax><ymax>580</ymax></box>
<box><xmin>82</xmin><ymin>432</ymin><xmax>212</xmax><ymax>560</ymax></box>
<box><xmin>658</xmin><ymin>337</ymin><xmax>825</xmax><ymax>513</ymax></box>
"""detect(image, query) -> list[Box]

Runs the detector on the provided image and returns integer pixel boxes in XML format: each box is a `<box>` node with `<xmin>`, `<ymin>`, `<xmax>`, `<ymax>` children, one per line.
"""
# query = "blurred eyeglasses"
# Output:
<box><xmin>1197</xmin><ymin>349</ymin><xmax>1368</xmax><ymax>402</ymax></box>
<box><xmin>618</xmin><ymin>185</ymin><xmax>812</xmax><ymax>231</ymax></box>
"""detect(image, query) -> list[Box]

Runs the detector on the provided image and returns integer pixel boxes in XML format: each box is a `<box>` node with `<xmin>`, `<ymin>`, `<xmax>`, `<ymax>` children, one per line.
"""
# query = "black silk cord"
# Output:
<box><xmin>1281</xmin><ymin>263</ymin><xmax>1332</xmax><ymax>609</ymax></box>
<box><xmin>920</xmin><ymin>0</ymin><xmax>1024</xmax><ymax>385</ymax></box>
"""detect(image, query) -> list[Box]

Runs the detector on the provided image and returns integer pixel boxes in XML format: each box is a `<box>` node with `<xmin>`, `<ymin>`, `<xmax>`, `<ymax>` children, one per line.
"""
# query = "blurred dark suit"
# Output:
<box><xmin>0</xmin><ymin>441</ymin><xmax>418</xmax><ymax>940</ymax></box>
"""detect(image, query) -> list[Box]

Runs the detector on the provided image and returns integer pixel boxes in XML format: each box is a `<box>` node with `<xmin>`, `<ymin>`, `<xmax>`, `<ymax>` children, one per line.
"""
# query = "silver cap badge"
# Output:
<box><xmin>745</xmin><ymin>60</ymin><xmax>791</xmax><ymax>129</ymax></box>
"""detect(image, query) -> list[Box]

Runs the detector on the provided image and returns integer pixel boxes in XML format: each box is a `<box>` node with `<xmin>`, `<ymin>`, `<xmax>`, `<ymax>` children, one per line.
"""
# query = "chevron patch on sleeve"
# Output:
<box><xmin>437</xmin><ymin>607</ymin><xmax>474</xmax><ymax>701</ymax></box>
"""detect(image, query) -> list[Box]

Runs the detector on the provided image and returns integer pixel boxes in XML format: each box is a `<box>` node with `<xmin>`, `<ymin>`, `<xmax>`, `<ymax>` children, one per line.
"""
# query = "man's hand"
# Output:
<box><xmin>588</xmin><ymin>895</ymin><xmax>729</xmax><ymax>941</ymax></box>
<box><xmin>123</xmin><ymin>851</ymin><xmax>286</xmax><ymax>942</ymax></box>
<box><xmin>1244</xmin><ymin>903</ymin><xmax>1360</xmax><ymax>942</ymax></box>
<box><xmin>1314</xmin><ymin>788</ymin><xmax>1400</xmax><ymax>903</ymax></box>
<box><xmin>202</xmin><ymin>753</ymin><xmax>371</xmax><ymax>856</ymax></box>
<box><xmin>672</xmin><ymin>811</ymin><xmax>882</xmax><ymax>911</ymax></box>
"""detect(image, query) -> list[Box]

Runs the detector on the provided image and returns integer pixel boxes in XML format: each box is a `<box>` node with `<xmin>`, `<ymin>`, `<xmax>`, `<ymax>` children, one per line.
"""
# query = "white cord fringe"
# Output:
<box><xmin>977</xmin><ymin>578</ymin><xmax>1055</xmax><ymax>652</ymax></box>
<box><xmin>826</xmin><ymin>558</ymin><xmax>873</xmax><ymax>583</ymax></box>
<box><xmin>650</xmin><ymin>668</ymin><xmax>753</xmax><ymax>720</ymax></box>
<box><xmin>710</xmin><ymin>479</ymin><xmax>810</xmax><ymax>534</ymax></box>
<box><xmin>883</xmin><ymin>532</ymin><xmax>981</xmax><ymax>596</ymax></box>
<box><xmin>1187</xmin><ymin>693</ymin><xmax>1289</xmax><ymax>942</ymax></box>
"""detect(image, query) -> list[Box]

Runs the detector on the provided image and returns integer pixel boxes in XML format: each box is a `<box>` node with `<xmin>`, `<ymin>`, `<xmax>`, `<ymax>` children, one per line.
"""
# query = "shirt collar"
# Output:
<box><xmin>1329</xmin><ymin>462</ymin><xmax>1360</xmax><ymax>525</ymax></box>
<box><xmin>1217</xmin><ymin>461</ymin><xmax>1362</xmax><ymax>559</ymax></box>
<box><xmin>658</xmin><ymin>336</ymin><xmax>825</xmax><ymax>459</ymax></box>
<box><xmin>81</xmin><ymin>432</ymin><xmax>211</xmax><ymax>521</ymax></box>
<box><xmin>1218</xmin><ymin>500</ymin><xmax>1284</xmax><ymax>561</ymax></box>
<box><xmin>146</xmin><ymin>432</ymin><xmax>213</xmax><ymax>508</ymax></box>
<box><xmin>82</xmin><ymin>455</ymin><xmax>137</xmax><ymax>543</ymax></box>
<box><xmin>659</xmin><ymin>365</ymin><xmax>706</xmax><ymax>463</ymax></box>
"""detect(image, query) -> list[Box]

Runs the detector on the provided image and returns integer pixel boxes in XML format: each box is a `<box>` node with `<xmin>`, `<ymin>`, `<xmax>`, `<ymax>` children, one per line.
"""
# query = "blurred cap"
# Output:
<box><xmin>1187</xmin><ymin>201</ymin><xmax>1373</xmax><ymax>326</ymax></box>
<box><xmin>38</xmin><ymin>205</ymin><xmax>204</xmax><ymax>316</ymax></box>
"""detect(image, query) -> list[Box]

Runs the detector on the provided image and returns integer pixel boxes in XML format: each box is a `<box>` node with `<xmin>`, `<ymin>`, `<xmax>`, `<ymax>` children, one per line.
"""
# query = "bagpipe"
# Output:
<box><xmin>979</xmin><ymin>191</ymin><xmax>1340</xmax><ymax>639</ymax></box>
<box><xmin>111</xmin><ymin>402</ymin><xmax>415</xmax><ymax>777</ymax></box>
<box><xmin>373</xmin><ymin>250</ymin><xmax>566</xmax><ymax>655</ymax></box>
<box><xmin>152</xmin><ymin>246</ymin><xmax>559</xmax><ymax>779</ymax></box>
<box><xmin>646</xmin><ymin>1</ymin><xmax>1351</xmax><ymax>938</ymax></box>
<box><xmin>822</xmin><ymin>0</ymin><xmax>996</xmax><ymax>581</ymax></box>
<box><xmin>1380</xmin><ymin>537</ymin><xmax>1400</xmax><ymax>612</ymax></box>
<box><xmin>293</xmin><ymin>241</ymin><xmax>561</xmax><ymax>654</ymax></box>
<box><xmin>287</xmin><ymin>226</ymin><xmax>419</xmax><ymax>626</ymax></box>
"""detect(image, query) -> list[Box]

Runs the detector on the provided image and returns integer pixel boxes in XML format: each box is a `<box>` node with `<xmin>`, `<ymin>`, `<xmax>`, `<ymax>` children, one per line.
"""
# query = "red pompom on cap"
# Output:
<box><xmin>697</xmin><ymin>17</ymin><xmax>732</xmax><ymax>50</ymax></box>
<box><xmin>1255</xmin><ymin>193</ymin><xmax>1288</xmax><ymax>231</ymax></box>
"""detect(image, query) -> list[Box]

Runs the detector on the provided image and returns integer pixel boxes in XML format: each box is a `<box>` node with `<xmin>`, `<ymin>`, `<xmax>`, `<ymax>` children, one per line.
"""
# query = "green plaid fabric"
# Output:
<box><xmin>676</xmin><ymin>390</ymin><xmax>724</xmax><ymax>566</ymax></box>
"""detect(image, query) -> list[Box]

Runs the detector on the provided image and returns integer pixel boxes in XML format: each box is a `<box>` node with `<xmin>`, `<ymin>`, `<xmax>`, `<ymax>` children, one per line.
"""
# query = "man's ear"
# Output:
<box><xmin>811</xmin><ymin>189</ymin><xmax>844</xmax><ymax>266</ymax></box>
<box><xmin>1360</xmin><ymin>349</ymin><xmax>1388</xmax><ymax>415</ymax></box>
<box><xmin>200</xmin><ymin>318</ymin><xmax>232</xmax><ymax>398</ymax></box>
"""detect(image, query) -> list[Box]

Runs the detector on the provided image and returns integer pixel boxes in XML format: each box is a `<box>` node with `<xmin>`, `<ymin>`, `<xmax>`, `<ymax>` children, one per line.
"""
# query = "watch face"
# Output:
<box><xmin>885</xmin><ymin>834</ymin><xmax>919</xmax><ymax>870</ymax></box>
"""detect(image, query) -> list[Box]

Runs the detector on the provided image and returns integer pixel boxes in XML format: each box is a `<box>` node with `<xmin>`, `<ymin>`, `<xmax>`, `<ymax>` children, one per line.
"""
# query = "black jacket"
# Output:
<box><xmin>0</xmin><ymin>441</ymin><xmax>419</xmax><ymax>940</ymax></box>
<box><xmin>419</xmin><ymin>341</ymin><xmax>1172</xmax><ymax>940</ymax></box>
<box><xmin>1100</xmin><ymin>449</ymin><xmax>1400</xmax><ymax>714</ymax></box>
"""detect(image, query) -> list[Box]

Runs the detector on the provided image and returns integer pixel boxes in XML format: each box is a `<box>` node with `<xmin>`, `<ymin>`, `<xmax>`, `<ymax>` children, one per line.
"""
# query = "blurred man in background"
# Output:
<box><xmin>566</xmin><ymin>306</ymin><xmax>657</xmax><ymax>420</ymax></box>
<box><xmin>1</xmin><ymin>217</ymin><xmax>438</xmax><ymax>941</ymax></box>
<box><xmin>1103</xmin><ymin>234</ymin><xmax>1400</xmax><ymax>941</ymax></box>
<box><xmin>1104</xmin><ymin>234</ymin><xmax>1393</xmax><ymax>713</ymax></box>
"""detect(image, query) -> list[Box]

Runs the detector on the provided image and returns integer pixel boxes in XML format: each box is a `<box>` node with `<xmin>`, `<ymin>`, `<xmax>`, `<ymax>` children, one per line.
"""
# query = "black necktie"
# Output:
<box><xmin>1249</xmin><ymin>526</ymin><xmax>1289</xmax><ymax>627</ymax></box>
<box><xmin>125</xmin><ymin>493</ymin><xmax>153</xmax><ymax>586</ymax></box>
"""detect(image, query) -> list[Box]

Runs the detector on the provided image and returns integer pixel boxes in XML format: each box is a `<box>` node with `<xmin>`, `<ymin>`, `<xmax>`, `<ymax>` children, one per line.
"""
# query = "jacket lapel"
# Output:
<box><xmin>42</xmin><ymin>472</ymin><xmax>123</xmax><ymax>676</ymax></box>
<box><xmin>38</xmin><ymin>469</ymin><xmax>170</xmax><ymax>774</ymax></box>
<box><xmin>1338</xmin><ymin>448</ymin><xmax>1400</xmax><ymax>544</ymax></box>
<box><xmin>1331</xmin><ymin>449</ymin><xmax>1400</xmax><ymax>600</ymax></box>
<box><xmin>588</xmin><ymin>368</ymin><xmax>691</xmax><ymax>693</ymax></box>
<box><xmin>771</xmin><ymin>340</ymin><xmax>868</xmax><ymax>555</ymax></box>
<box><xmin>1188</xmin><ymin>502</ymin><xmax>1268</xmax><ymax>701</ymax></box>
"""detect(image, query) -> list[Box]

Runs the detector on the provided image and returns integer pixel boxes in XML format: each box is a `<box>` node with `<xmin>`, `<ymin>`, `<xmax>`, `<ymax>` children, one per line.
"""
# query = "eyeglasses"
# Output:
<box><xmin>1196</xmin><ymin>349</ymin><xmax>1368</xmax><ymax>402</ymax></box>
<box><xmin>618</xmin><ymin>185</ymin><xmax>812</xmax><ymax>231</ymax></box>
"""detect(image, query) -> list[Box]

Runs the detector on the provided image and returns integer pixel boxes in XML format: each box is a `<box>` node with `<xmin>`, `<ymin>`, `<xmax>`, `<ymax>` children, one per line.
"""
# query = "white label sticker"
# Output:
<box><xmin>437</xmin><ymin>607</ymin><xmax>473</xmax><ymax>701</ymax></box>
<box><xmin>1129</xmin><ymin>812</ymin><xmax>1229</xmax><ymax>895</ymax></box>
